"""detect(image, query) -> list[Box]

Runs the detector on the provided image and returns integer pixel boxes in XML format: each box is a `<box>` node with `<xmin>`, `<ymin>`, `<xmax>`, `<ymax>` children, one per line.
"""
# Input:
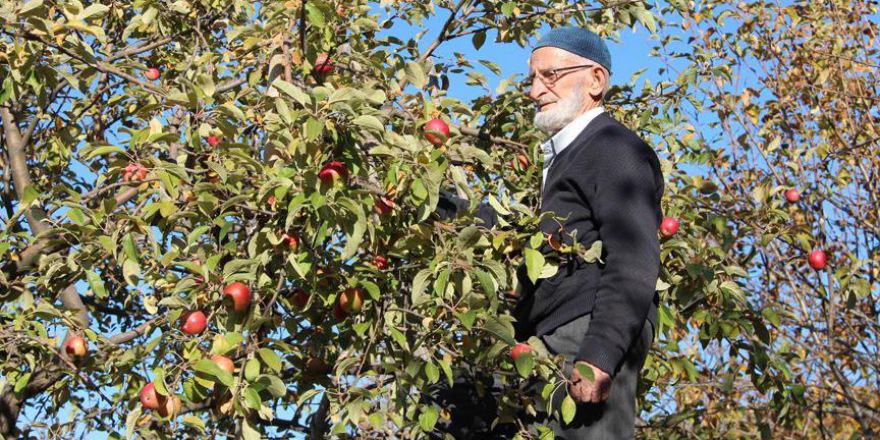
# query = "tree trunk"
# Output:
<box><xmin>0</xmin><ymin>386</ymin><xmax>21</xmax><ymax>440</ymax></box>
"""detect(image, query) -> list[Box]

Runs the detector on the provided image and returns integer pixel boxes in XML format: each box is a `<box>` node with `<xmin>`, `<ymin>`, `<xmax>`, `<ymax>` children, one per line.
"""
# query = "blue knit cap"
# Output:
<box><xmin>533</xmin><ymin>27</ymin><xmax>612</xmax><ymax>74</ymax></box>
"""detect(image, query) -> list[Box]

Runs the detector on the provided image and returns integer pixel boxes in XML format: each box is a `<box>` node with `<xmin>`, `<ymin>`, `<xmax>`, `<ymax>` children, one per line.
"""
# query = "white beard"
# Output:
<box><xmin>533</xmin><ymin>86</ymin><xmax>585</xmax><ymax>134</ymax></box>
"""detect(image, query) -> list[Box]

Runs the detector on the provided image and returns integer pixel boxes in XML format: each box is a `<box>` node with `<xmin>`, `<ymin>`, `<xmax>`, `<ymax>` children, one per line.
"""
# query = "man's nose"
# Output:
<box><xmin>529</xmin><ymin>79</ymin><xmax>548</xmax><ymax>102</ymax></box>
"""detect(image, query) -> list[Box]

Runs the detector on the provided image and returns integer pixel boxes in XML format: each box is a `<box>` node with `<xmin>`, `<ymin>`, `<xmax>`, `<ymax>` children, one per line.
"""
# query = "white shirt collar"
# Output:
<box><xmin>541</xmin><ymin>106</ymin><xmax>605</xmax><ymax>170</ymax></box>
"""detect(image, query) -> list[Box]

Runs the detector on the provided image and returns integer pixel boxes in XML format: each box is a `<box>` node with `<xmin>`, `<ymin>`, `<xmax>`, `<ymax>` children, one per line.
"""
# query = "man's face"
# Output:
<box><xmin>528</xmin><ymin>47</ymin><xmax>603</xmax><ymax>134</ymax></box>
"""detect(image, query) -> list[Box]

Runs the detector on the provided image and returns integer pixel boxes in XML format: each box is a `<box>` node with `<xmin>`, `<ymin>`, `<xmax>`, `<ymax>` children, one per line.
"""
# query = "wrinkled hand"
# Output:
<box><xmin>569</xmin><ymin>361</ymin><xmax>612</xmax><ymax>403</ymax></box>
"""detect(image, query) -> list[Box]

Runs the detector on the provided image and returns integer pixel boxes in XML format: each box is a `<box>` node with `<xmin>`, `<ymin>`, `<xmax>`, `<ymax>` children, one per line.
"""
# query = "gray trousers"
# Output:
<box><xmin>426</xmin><ymin>314</ymin><xmax>653</xmax><ymax>439</ymax></box>
<box><xmin>529</xmin><ymin>313</ymin><xmax>654</xmax><ymax>439</ymax></box>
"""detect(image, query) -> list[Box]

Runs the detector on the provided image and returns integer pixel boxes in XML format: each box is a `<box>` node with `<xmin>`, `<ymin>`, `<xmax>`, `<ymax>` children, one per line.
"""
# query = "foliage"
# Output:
<box><xmin>0</xmin><ymin>0</ymin><xmax>877</xmax><ymax>438</ymax></box>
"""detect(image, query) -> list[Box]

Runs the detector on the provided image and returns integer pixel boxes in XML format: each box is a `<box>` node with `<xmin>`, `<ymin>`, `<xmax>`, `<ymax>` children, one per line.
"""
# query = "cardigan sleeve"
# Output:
<box><xmin>575</xmin><ymin>133</ymin><xmax>662</xmax><ymax>377</ymax></box>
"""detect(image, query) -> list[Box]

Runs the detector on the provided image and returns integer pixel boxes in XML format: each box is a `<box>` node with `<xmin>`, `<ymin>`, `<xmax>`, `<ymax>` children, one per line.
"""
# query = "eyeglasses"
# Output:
<box><xmin>524</xmin><ymin>64</ymin><xmax>597</xmax><ymax>88</ymax></box>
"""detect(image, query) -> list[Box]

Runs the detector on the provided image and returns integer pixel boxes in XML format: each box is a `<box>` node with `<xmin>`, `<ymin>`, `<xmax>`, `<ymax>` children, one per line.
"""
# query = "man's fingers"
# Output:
<box><xmin>599</xmin><ymin>386</ymin><xmax>611</xmax><ymax>402</ymax></box>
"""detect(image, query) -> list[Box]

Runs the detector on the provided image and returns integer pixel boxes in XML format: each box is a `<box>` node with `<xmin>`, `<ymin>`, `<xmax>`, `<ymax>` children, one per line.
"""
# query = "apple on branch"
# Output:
<box><xmin>372</xmin><ymin>255</ymin><xmax>389</xmax><ymax>270</ymax></box>
<box><xmin>211</xmin><ymin>354</ymin><xmax>235</xmax><ymax>375</ymax></box>
<box><xmin>511</xmin><ymin>154</ymin><xmax>529</xmax><ymax>171</ymax></box>
<box><xmin>339</xmin><ymin>287</ymin><xmax>364</xmax><ymax>314</ymax></box>
<box><xmin>318</xmin><ymin>161</ymin><xmax>348</xmax><ymax>186</ymax></box>
<box><xmin>180</xmin><ymin>310</ymin><xmax>208</xmax><ymax>335</ymax></box>
<box><xmin>223</xmin><ymin>282</ymin><xmax>251</xmax><ymax>313</ymax></box>
<box><xmin>808</xmin><ymin>249</ymin><xmax>827</xmax><ymax>270</ymax></box>
<box><xmin>511</xmin><ymin>343</ymin><xmax>532</xmax><ymax>361</ymax></box>
<box><xmin>423</xmin><ymin>118</ymin><xmax>451</xmax><ymax>146</ymax></box>
<box><xmin>140</xmin><ymin>383</ymin><xmax>163</xmax><ymax>410</ymax></box>
<box><xmin>314</xmin><ymin>53</ymin><xmax>334</xmax><ymax>75</ymax></box>
<box><xmin>144</xmin><ymin>67</ymin><xmax>161</xmax><ymax>81</ymax></box>
<box><xmin>123</xmin><ymin>163</ymin><xmax>148</xmax><ymax>183</ymax></box>
<box><xmin>660</xmin><ymin>217</ymin><xmax>680</xmax><ymax>238</ymax></box>
<box><xmin>157</xmin><ymin>395</ymin><xmax>182</xmax><ymax>418</ymax></box>
<box><xmin>64</xmin><ymin>334</ymin><xmax>88</xmax><ymax>359</ymax></box>
<box><xmin>374</xmin><ymin>196</ymin><xmax>395</xmax><ymax>215</ymax></box>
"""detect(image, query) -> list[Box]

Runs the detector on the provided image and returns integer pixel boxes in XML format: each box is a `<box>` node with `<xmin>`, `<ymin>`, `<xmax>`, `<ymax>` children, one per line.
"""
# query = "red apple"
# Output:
<box><xmin>374</xmin><ymin>196</ymin><xmax>395</xmax><ymax>215</ymax></box>
<box><xmin>223</xmin><ymin>282</ymin><xmax>251</xmax><ymax>313</ymax></box>
<box><xmin>268</xmin><ymin>195</ymin><xmax>277</xmax><ymax>209</ymax></box>
<box><xmin>784</xmin><ymin>188</ymin><xmax>800</xmax><ymax>203</ymax></box>
<box><xmin>332</xmin><ymin>302</ymin><xmax>348</xmax><ymax>321</ymax></box>
<box><xmin>808</xmin><ymin>249</ymin><xmax>827</xmax><ymax>270</ymax></box>
<box><xmin>211</xmin><ymin>354</ymin><xmax>235</xmax><ymax>375</ymax></box>
<box><xmin>181</xmin><ymin>310</ymin><xmax>208</xmax><ymax>335</ymax></box>
<box><xmin>314</xmin><ymin>53</ymin><xmax>334</xmax><ymax>74</ymax></box>
<box><xmin>144</xmin><ymin>67</ymin><xmax>161</xmax><ymax>81</ymax></box>
<box><xmin>140</xmin><ymin>383</ymin><xmax>162</xmax><ymax>410</ymax></box>
<box><xmin>660</xmin><ymin>217</ymin><xmax>679</xmax><ymax>238</ymax></box>
<box><xmin>318</xmin><ymin>161</ymin><xmax>348</xmax><ymax>186</ymax></box>
<box><xmin>64</xmin><ymin>335</ymin><xmax>88</xmax><ymax>358</ymax></box>
<box><xmin>157</xmin><ymin>395</ymin><xmax>182</xmax><ymax>418</ymax></box>
<box><xmin>372</xmin><ymin>255</ymin><xmax>389</xmax><ymax>270</ymax></box>
<box><xmin>339</xmin><ymin>288</ymin><xmax>364</xmax><ymax>313</ymax></box>
<box><xmin>423</xmin><ymin>118</ymin><xmax>451</xmax><ymax>146</ymax></box>
<box><xmin>123</xmin><ymin>163</ymin><xmax>148</xmax><ymax>183</ymax></box>
<box><xmin>511</xmin><ymin>343</ymin><xmax>532</xmax><ymax>361</ymax></box>
<box><xmin>292</xmin><ymin>289</ymin><xmax>309</xmax><ymax>309</ymax></box>
<box><xmin>206</xmin><ymin>135</ymin><xmax>221</xmax><ymax>147</ymax></box>
<box><xmin>512</xmin><ymin>154</ymin><xmax>529</xmax><ymax>170</ymax></box>
<box><xmin>284</xmin><ymin>233</ymin><xmax>300</xmax><ymax>251</ymax></box>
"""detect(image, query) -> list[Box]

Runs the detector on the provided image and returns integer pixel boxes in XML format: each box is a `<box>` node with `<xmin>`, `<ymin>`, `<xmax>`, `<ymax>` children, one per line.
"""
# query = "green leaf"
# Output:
<box><xmin>193</xmin><ymin>359</ymin><xmax>234</xmax><ymax>387</ymax></box>
<box><xmin>483</xmin><ymin>316</ymin><xmax>515</xmax><ymax>346</ymax></box>
<box><xmin>424</xmin><ymin>361</ymin><xmax>440</xmax><ymax>384</ymax></box>
<box><xmin>153</xmin><ymin>369</ymin><xmax>170</xmax><ymax>396</ymax></box>
<box><xmin>85</xmin><ymin>270</ymin><xmax>107</xmax><ymax>298</ymax></box>
<box><xmin>272</xmin><ymin>79</ymin><xmax>311</xmax><ymax>106</ymax></box>
<box><xmin>633</xmin><ymin>7</ymin><xmax>657</xmax><ymax>33</ymax></box>
<box><xmin>243</xmin><ymin>385</ymin><xmax>262</xmax><ymax>410</ymax></box>
<box><xmin>84</xmin><ymin>145</ymin><xmax>124</xmax><ymax>160</ymax></box>
<box><xmin>361</xmin><ymin>280</ymin><xmax>381</xmax><ymax>301</ymax></box>
<box><xmin>472</xmin><ymin>269</ymin><xmax>497</xmax><ymax>297</ymax></box>
<box><xmin>305</xmin><ymin>2</ymin><xmax>324</xmax><ymax>26</ymax></box>
<box><xmin>245</xmin><ymin>358</ymin><xmax>260</xmax><ymax>381</ymax></box>
<box><xmin>67</xmin><ymin>207</ymin><xmax>86</xmax><ymax>225</ymax></box>
<box><xmin>182</xmin><ymin>415</ymin><xmax>205</xmax><ymax>432</ymax></box>
<box><xmin>438</xmin><ymin>357</ymin><xmax>454</xmax><ymax>387</ymax></box>
<box><xmin>122</xmin><ymin>259</ymin><xmax>140</xmax><ymax>286</ymax></box>
<box><xmin>514</xmin><ymin>352</ymin><xmax>534</xmax><ymax>378</ymax></box>
<box><xmin>581</xmin><ymin>240</ymin><xmax>603</xmax><ymax>263</ymax></box>
<box><xmin>21</xmin><ymin>185</ymin><xmax>40</xmax><ymax>206</ymax></box>
<box><xmin>341</xmin><ymin>218</ymin><xmax>365</xmax><ymax>260</ymax></box>
<box><xmin>419</xmin><ymin>406</ymin><xmax>438</xmax><ymax>432</ymax></box>
<box><xmin>242</xmin><ymin>418</ymin><xmax>262</xmax><ymax>440</ymax></box>
<box><xmin>125</xmin><ymin>407</ymin><xmax>141</xmax><ymax>439</ymax></box>
<box><xmin>472</xmin><ymin>30</ymin><xmax>487</xmax><ymax>50</ymax></box>
<box><xmin>353</xmin><ymin>115</ymin><xmax>385</xmax><ymax>133</ymax></box>
<box><xmin>561</xmin><ymin>394</ymin><xmax>576</xmax><ymax>424</ymax></box>
<box><xmin>405</xmin><ymin>61</ymin><xmax>428</xmax><ymax>89</ymax></box>
<box><xmin>122</xmin><ymin>234</ymin><xmax>139</xmax><ymax>262</ymax></box>
<box><xmin>524</xmin><ymin>248</ymin><xmax>544</xmax><ymax>284</ymax></box>
<box><xmin>411</xmin><ymin>269</ymin><xmax>431</xmax><ymax>303</ymax></box>
<box><xmin>196</xmin><ymin>74</ymin><xmax>215</xmax><ymax>97</ymax></box>
<box><xmin>575</xmin><ymin>364</ymin><xmax>595</xmax><ymax>381</ymax></box>
<box><xmin>258</xmin><ymin>348</ymin><xmax>282</xmax><ymax>373</ymax></box>
<box><xmin>257</xmin><ymin>374</ymin><xmax>287</xmax><ymax>398</ymax></box>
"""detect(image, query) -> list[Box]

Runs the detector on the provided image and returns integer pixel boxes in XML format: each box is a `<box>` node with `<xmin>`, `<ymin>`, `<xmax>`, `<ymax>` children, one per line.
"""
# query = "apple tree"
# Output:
<box><xmin>1</xmin><ymin>0</ymin><xmax>878</xmax><ymax>439</ymax></box>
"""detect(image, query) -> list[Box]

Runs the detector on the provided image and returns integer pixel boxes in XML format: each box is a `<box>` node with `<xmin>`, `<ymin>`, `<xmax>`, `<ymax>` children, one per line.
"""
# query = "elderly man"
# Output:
<box><xmin>432</xmin><ymin>27</ymin><xmax>663</xmax><ymax>439</ymax></box>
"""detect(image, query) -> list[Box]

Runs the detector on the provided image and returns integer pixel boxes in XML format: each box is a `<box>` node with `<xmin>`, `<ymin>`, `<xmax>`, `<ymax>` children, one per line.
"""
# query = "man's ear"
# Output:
<box><xmin>587</xmin><ymin>66</ymin><xmax>608</xmax><ymax>100</ymax></box>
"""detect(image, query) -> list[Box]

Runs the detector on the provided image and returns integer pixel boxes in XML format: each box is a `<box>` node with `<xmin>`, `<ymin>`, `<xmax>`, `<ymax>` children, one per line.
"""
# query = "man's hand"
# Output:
<box><xmin>569</xmin><ymin>361</ymin><xmax>612</xmax><ymax>403</ymax></box>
